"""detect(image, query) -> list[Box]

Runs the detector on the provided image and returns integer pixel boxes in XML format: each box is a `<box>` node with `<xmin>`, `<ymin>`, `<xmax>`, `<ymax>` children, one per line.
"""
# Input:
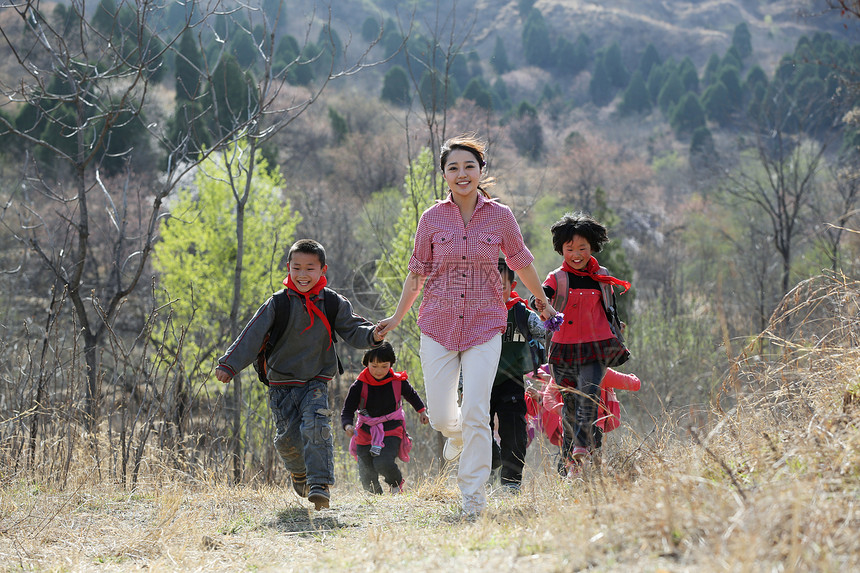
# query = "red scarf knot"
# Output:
<box><xmin>562</xmin><ymin>257</ymin><xmax>631</xmax><ymax>293</ymax></box>
<box><xmin>283</xmin><ymin>275</ymin><xmax>333</xmax><ymax>348</ymax></box>
<box><xmin>357</xmin><ymin>368</ymin><xmax>408</xmax><ymax>386</ymax></box>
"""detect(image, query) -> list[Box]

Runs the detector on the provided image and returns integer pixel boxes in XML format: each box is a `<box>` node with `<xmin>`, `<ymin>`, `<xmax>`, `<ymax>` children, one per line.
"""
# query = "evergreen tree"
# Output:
<box><xmin>511</xmin><ymin>102</ymin><xmax>543</xmax><ymax>160</ymax></box>
<box><xmin>638</xmin><ymin>43</ymin><xmax>662</xmax><ymax>79</ymax></box>
<box><xmin>718</xmin><ymin>66</ymin><xmax>743</xmax><ymax>109</ymax></box>
<box><xmin>679</xmin><ymin>57</ymin><xmax>699</xmax><ymax>92</ymax></box>
<box><xmin>491</xmin><ymin>36</ymin><xmax>511</xmax><ymax>75</ymax></box>
<box><xmin>175</xmin><ymin>31</ymin><xmax>203</xmax><ymax>102</ymax></box>
<box><xmin>328</xmin><ymin>106</ymin><xmax>348</xmax><ymax>144</ymax></box>
<box><xmin>721</xmin><ymin>46</ymin><xmax>743</xmax><ymax>72</ymax></box>
<box><xmin>522</xmin><ymin>8</ymin><xmax>552</xmax><ymax>68</ymax></box>
<box><xmin>381</xmin><ymin>65</ymin><xmax>411</xmax><ymax>106</ymax></box>
<box><xmin>618</xmin><ymin>70</ymin><xmax>651</xmax><ymax>115</ymax></box>
<box><xmin>703</xmin><ymin>53</ymin><xmax>721</xmax><ymax>86</ymax></box>
<box><xmin>518</xmin><ymin>0</ymin><xmax>536</xmax><ymax>19</ymax></box>
<box><xmin>647</xmin><ymin>61</ymin><xmax>669</xmax><ymax>102</ymax></box>
<box><xmin>451</xmin><ymin>53</ymin><xmax>472</xmax><ymax>90</ymax></box>
<box><xmin>570</xmin><ymin>33</ymin><xmax>591</xmax><ymax>75</ymax></box>
<box><xmin>589</xmin><ymin>55</ymin><xmax>614</xmax><ymax>107</ymax></box>
<box><xmin>732</xmin><ymin>22</ymin><xmax>753</xmax><ymax>60</ymax></box>
<box><xmin>207</xmin><ymin>53</ymin><xmax>257</xmax><ymax>134</ymax></box>
<box><xmin>603</xmin><ymin>42</ymin><xmax>629</xmax><ymax>88</ymax></box>
<box><xmin>670</xmin><ymin>92</ymin><xmax>706</xmax><ymax>135</ymax></box>
<box><xmin>689</xmin><ymin>126</ymin><xmax>715</xmax><ymax>162</ymax></box>
<box><xmin>462</xmin><ymin>78</ymin><xmax>493</xmax><ymax>110</ymax></box>
<box><xmin>362</xmin><ymin>17</ymin><xmax>380</xmax><ymax>43</ymax></box>
<box><xmin>702</xmin><ymin>81</ymin><xmax>732</xmax><ymax>126</ymax></box>
<box><xmin>492</xmin><ymin>78</ymin><xmax>512</xmax><ymax>112</ymax></box>
<box><xmin>657</xmin><ymin>69</ymin><xmax>684</xmax><ymax>114</ymax></box>
<box><xmin>744</xmin><ymin>65</ymin><xmax>769</xmax><ymax>94</ymax></box>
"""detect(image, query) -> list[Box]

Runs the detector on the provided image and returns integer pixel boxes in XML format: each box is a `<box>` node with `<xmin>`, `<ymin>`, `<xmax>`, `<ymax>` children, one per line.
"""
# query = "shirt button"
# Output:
<box><xmin>459</xmin><ymin>315</ymin><xmax>464</xmax><ymax>319</ymax></box>
<box><xmin>463</xmin><ymin>236</ymin><xmax>467</xmax><ymax>240</ymax></box>
<box><xmin>461</xmin><ymin>294</ymin><xmax>464</xmax><ymax>298</ymax></box>
<box><xmin>462</xmin><ymin>256</ymin><xmax>466</xmax><ymax>259</ymax></box>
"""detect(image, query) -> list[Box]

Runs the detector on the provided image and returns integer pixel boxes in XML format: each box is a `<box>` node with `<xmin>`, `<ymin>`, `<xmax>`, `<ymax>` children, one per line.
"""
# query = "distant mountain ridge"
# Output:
<box><xmin>466</xmin><ymin>0</ymin><xmax>854</xmax><ymax>72</ymax></box>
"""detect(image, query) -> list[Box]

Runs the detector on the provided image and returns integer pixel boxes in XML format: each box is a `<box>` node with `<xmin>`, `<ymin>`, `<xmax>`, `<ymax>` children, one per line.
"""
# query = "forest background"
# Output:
<box><xmin>0</xmin><ymin>0</ymin><xmax>858</xmax><ymax>570</ymax></box>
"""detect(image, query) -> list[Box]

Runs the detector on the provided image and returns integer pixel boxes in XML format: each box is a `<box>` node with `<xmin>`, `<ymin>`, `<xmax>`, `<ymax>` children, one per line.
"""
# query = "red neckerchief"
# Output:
<box><xmin>505</xmin><ymin>284</ymin><xmax>530</xmax><ymax>310</ymax></box>
<box><xmin>283</xmin><ymin>275</ymin><xmax>333</xmax><ymax>347</ymax></box>
<box><xmin>357</xmin><ymin>368</ymin><xmax>408</xmax><ymax>387</ymax></box>
<box><xmin>562</xmin><ymin>257</ymin><xmax>631</xmax><ymax>293</ymax></box>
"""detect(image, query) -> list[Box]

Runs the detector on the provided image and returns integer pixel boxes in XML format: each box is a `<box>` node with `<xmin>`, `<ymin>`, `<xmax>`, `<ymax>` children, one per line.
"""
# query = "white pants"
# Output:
<box><xmin>420</xmin><ymin>333</ymin><xmax>502</xmax><ymax>513</ymax></box>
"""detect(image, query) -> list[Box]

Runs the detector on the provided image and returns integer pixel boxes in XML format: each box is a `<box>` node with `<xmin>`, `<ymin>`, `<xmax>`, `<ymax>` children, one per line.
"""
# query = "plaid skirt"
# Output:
<box><xmin>549</xmin><ymin>338</ymin><xmax>630</xmax><ymax>369</ymax></box>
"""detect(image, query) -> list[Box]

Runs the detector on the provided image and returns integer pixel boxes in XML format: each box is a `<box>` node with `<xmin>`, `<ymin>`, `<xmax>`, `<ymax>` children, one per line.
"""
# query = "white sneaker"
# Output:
<box><xmin>442</xmin><ymin>437</ymin><xmax>463</xmax><ymax>461</ymax></box>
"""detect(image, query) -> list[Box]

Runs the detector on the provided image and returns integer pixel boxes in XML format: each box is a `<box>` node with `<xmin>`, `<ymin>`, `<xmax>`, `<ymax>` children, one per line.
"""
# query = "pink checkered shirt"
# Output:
<box><xmin>408</xmin><ymin>193</ymin><xmax>534</xmax><ymax>351</ymax></box>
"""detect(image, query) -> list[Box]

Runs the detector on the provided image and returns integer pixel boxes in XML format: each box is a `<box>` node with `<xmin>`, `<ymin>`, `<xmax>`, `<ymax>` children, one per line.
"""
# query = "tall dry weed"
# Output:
<box><xmin>0</xmin><ymin>273</ymin><xmax>857</xmax><ymax>571</ymax></box>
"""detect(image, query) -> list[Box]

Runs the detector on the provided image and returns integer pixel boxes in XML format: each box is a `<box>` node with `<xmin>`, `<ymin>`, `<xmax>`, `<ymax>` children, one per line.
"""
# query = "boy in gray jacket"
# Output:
<box><xmin>216</xmin><ymin>239</ymin><xmax>385</xmax><ymax>510</ymax></box>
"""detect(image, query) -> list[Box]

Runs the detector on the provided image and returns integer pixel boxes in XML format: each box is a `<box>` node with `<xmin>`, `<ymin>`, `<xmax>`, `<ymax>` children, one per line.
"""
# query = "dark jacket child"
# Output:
<box><xmin>539</xmin><ymin>213</ymin><xmax>631</xmax><ymax>478</ymax></box>
<box><xmin>491</xmin><ymin>259</ymin><xmax>548</xmax><ymax>493</ymax></box>
<box><xmin>341</xmin><ymin>342</ymin><xmax>430</xmax><ymax>494</ymax></box>
<box><xmin>216</xmin><ymin>239</ymin><xmax>385</xmax><ymax>510</ymax></box>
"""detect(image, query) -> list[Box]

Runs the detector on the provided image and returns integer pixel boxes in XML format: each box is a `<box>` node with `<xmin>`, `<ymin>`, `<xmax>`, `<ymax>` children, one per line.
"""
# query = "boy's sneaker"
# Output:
<box><xmin>291</xmin><ymin>472</ymin><xmax>309</xmax><ymax>498</ymax></box>
<box><xmin>443</xmin><ymin>437</ymin><xmax>463</xmax><ymax>461</ymax></box>
<box><xmin>308</xmin><ymin>484</ymin><xmax>330</xmax><ymax>510</ymax></box>
<box><xmin>390</xmin><ymin>479</ymin><xmax>406</xmax><ymax>494</ymax></box>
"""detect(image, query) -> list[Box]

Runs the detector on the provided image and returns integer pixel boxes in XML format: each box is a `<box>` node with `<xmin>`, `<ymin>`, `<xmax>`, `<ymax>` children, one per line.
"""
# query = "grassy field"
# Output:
<box><xmin>1</xmin><ymin>360</ymin><xmax>857</xmax><ymax>572</ymax></box>
<box><xmin>2</xmin><ymin>277</ymin><xmax>859</xmax><ymax>572</ymax></box>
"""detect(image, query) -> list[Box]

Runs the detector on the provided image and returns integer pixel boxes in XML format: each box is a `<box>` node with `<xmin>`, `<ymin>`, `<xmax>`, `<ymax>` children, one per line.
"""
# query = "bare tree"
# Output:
<box><xmin>0</xmin><ymin>0</ymin><xmax>382</xmax><ymax>479</ymax></box>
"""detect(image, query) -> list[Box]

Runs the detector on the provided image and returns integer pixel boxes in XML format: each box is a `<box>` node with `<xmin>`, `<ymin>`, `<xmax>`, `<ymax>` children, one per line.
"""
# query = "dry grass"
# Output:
<box><xmin>1</xmin><ymin>276</ymin><xmax>858</xmax><ymax>571</ymax></box>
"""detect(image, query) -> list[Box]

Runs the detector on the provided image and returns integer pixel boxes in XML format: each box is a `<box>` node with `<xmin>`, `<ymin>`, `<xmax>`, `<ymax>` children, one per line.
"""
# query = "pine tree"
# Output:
<box><xmin>732</xmin><ymin>22</ymin><xmax>753</xmax><ymax>60</ymax></box>
<box><xmin>618</xmin><ymin>70</ymin><xmax>651</xmax><ymax>115</ymax></box>
<box><xmin>603</xmin><ymin>43</ymin><xmax>629</xmax><ymax>88</ymax></box>
<box><xmin>670</xmin><ymin>92</ymin><xmax>706</xmax><ymax>135</ymax></box>
<box><xmin>381</xmin><ymin>66</ymin><xmax>411</xmax><ymax>106</ymax></box>
<box><xmin>491</xmin><ymin>36</ymin><xmax>511</xmax><ymax>75</ymax></box>
<box><xmin>702</xmin><ymin>81</ymin><xmax>732</xmax><ymax>126</ymax></box>
<box><xmin>657</xmin><ymin>69</ymin><xmax>684</xmax><ymax>114</ymax></box>
<box><xmin>589</xmin><ymin>55</ymin><xmax>614</xmax><ymax>107</ymax></box>
<box><xmin>522</xmin><ymin>8</ymin><xmax>552</xmax><ymax>68</ymax></box>
<box><xmin>175</xmin><ymin>31</ymin><xmax>203</xmax><ymax>102</ymax></box>
<box><xmin>639</xmin><ymin>43</ymin><xmax>662</xmax><ymax>79</ymax></box>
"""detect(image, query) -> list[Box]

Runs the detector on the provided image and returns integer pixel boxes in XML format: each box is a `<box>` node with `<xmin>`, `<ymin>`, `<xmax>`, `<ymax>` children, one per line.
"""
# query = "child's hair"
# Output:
<box><xmin>288</xmin><ymin>239</ymin><xmax>326</xmax><ymax>266</ymax></box>
<box><xmin>550</xmin><ymin>212</ymin><xmax>609</xmax><ymax>254</ymax></box>
<box><xmin>439</xmin><ymin>133</ymin><xmax>495</xmax><ymax>198</ymax></box>
<box><xmin>497</xmin><ymin>257</ymin><xmax>515</xmax><ymax>283</ymax></box>
<box><xmin>362</xmin><ymin>341</ymin><xmax>397</xmax><ymax>366</ymax></box>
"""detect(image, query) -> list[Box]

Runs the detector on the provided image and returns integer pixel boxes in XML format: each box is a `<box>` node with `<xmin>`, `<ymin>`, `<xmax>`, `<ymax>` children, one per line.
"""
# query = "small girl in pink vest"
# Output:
<box><xmin>341</xmin><ymin>342</ymin><xmax>430</xmax><ymax>494</ymax></box>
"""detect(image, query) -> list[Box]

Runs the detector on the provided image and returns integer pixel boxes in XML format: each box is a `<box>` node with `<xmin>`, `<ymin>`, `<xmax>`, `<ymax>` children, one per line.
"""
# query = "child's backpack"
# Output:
<box><xmin>549</xmin><ymin>267</ymin><xmax>630</xmax><ymax>366</ymax></box>
<box><xmin>511</xmin><ymin>301</ymin><xmax>546</xmax><ymax>374</ymax></box>
<box><xmin>359</xmin><ymin>376</ymin><xmax>402</xmax><ymax>412</ymax></box>
<box><xmin>254</xmin><ymin>288</ymin><xmax>343</xmax><ymax>385</ymax></box>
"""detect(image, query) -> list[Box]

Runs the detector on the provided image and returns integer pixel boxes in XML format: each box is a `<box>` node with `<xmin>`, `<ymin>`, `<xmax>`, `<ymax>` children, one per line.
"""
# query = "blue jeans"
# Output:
<box><xmin>268</xmin><ymin>380</ymin><xmax>334</xmax><ymax>485</ymax></box>
<box><xmin>551</xmin><ymin>361</ymin><xmax>606</xmax><ymax>458</ymax></box>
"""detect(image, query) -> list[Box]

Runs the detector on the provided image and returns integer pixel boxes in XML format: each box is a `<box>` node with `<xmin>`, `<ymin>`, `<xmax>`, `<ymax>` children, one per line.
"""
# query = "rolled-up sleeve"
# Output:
<box><xmin>498</xmin><ymin>207</ymin><xmax>534</xmax><ymax>272</ymax></box>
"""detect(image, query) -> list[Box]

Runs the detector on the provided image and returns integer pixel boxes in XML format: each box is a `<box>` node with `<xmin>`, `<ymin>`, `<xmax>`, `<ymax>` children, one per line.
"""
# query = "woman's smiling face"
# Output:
<box><xmin>442</xmin><ymin>148</ymin><xmax>482</xmax><ymax>199</ymax></box>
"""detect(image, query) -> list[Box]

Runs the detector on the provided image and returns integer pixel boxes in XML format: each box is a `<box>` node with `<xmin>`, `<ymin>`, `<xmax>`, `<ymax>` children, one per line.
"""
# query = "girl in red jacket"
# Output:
<box><xmin>537</xmin><ymin>213</ymin><xmax>631</xmax><ymax>477</ymax></box>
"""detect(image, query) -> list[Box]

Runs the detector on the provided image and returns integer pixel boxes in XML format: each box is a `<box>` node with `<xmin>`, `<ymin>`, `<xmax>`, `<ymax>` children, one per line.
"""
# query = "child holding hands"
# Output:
<box><xmin>341</xmin><ymin>342</ymin><xmax>430</xmax><ymax>494</ymax></box>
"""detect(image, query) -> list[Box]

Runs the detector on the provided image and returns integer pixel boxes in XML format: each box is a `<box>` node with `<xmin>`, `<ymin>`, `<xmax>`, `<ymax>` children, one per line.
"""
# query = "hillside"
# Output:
<box><xmin>0</xmin><ymin>274</ymin><xmax>857</xmax><ymax>571</ymax></box>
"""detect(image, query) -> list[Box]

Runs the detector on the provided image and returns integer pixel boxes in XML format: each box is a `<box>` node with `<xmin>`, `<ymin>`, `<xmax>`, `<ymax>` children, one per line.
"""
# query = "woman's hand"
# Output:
<box><xmin>377</xmin><ymin>316</ymin><xmax>400</xmax><ymax>337</ymax></box>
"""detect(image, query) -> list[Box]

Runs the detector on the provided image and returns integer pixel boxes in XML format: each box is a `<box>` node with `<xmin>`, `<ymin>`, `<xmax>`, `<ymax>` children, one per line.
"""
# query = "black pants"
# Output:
<box><xmin>355</xmin><ymin>435</ymin><xmax>403</xmax><ymax>494</ymax></box>
<box><xmin>489</xmin><ymin>378</ymin><xmax>528</xmax><ymax>486</ymax></box>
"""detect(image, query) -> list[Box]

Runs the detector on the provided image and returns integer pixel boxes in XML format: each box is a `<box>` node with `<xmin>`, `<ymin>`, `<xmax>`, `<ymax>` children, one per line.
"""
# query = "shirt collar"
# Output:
<box><xmin>440</xmin><ymin>192</ymin><xmax>492</xmax><ymax>210</ymax></box>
